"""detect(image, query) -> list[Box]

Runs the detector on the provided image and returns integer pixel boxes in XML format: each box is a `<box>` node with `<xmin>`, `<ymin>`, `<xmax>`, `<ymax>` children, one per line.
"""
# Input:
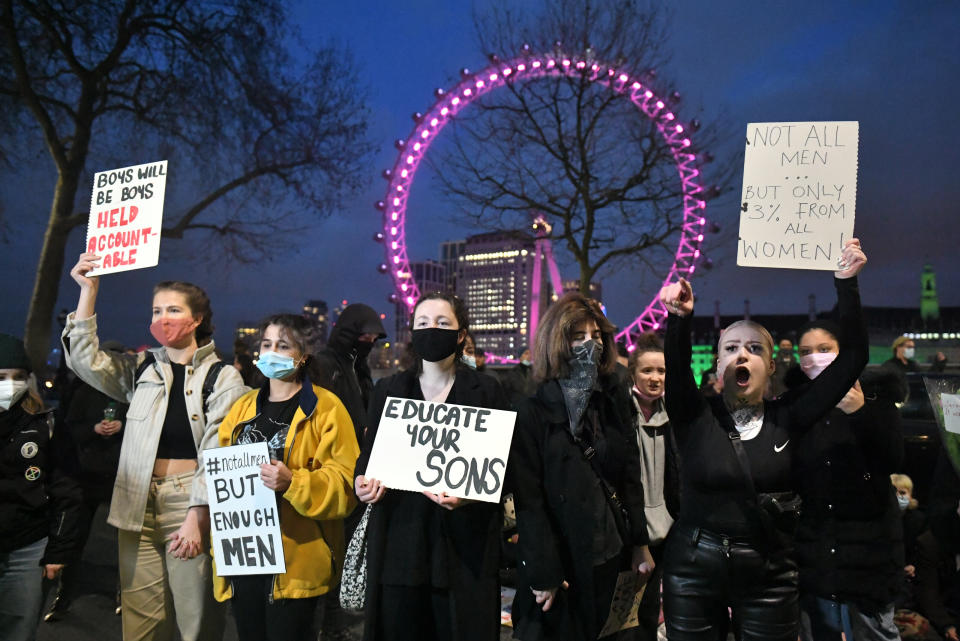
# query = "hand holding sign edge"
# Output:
<box><xmin>355</xmin><ymin>475</ymin><xmax>387</xmax><ymax>504</ymax></box>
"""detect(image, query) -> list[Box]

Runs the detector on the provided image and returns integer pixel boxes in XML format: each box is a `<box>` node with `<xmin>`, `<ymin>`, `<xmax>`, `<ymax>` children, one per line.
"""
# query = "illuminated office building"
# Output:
<box><xmin>457</xmin><ymin>231</ymin><xmax>546</xmax><ymax>359</ymax></box>
<box><xmin>440</xmin><ymin>240</ymin><xmax>465</xmax><ymax>292</ymax></box>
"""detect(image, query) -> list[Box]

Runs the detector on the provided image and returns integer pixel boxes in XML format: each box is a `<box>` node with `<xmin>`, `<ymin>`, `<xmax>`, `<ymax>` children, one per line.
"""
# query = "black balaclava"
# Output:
<box><xmin>329</xmin><ymin>304</ymin><xmax>387</xmax><ymax>362</ymax></box>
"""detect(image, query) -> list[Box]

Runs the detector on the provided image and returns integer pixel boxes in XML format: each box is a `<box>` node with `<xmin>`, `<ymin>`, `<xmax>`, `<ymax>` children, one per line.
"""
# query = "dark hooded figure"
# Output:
<box><xmin>314</xmin><ymin>303</ymin><xmax>386</xmax><ymax>445</ymax></box>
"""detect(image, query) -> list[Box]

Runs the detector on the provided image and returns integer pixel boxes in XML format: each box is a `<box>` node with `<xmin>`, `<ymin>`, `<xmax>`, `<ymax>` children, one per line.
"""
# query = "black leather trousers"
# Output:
<box><xmin>662</xmin><ymin>525</ymin><xmax>799</xmax><ymax>641</ymax></box>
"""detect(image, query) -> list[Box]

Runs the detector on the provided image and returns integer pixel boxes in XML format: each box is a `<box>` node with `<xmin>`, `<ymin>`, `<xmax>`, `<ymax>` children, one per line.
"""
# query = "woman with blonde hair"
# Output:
<box><xmin>659</xmin><ymin>239</ymin><xmax>869</xmax><ymax>640</ymax></box>
<box><xmin>510</xmin><ymin>293</ymin><xmax>654</xmax><ymax>640</ymax></box>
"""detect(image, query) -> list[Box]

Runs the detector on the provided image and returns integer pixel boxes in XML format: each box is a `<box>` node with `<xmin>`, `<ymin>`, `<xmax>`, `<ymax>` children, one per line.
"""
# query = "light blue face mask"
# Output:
<box><xmin>461</xmin><ymin>354</ymin><xmax>477</xmax><ymax>369</ymax></box>
<box><xmin>256</xmin><ymin>351</ymin><xmax>300</xmax><ymax>380</ymax></box>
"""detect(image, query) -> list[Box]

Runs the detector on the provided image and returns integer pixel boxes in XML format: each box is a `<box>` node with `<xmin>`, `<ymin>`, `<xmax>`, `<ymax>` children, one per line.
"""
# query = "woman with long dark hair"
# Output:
<box><xmin>658</xmin><ymin>239</ymin><xmax>869</xmax><ymax>640</ymax></box>
<box><xmin>354</xmin><ymin>291</ymin><xmax>507</xmax><ymax>641</ymax></box>
<box><xmin>214</xmin><ymin>313</ymin><xmax>359</xmax><ymax>640</ymax></box>
<box><xmin>791</xmin><ymin>319</ymin><xmax>904</xmax><ymax>641</ymax></box>
<box><xmin>510</xmin><ymin>293</ymin><xmax>654</xmax><ymax>640</ymax></box>
<box><xmin>63</xmin><ymin>252</ymin><xmax>247</xmax><ymax>641</ymax></box>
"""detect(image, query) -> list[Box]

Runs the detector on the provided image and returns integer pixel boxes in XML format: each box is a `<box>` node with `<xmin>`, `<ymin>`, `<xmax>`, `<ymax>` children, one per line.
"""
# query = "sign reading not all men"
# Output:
<box><xmin>365</xmin><ymin>397</ymin><xmax>517</xmax><ymax>503</ymax></box>
<box><xmin>737</xmin><ymin>122</ymin><xmax>859</xmax><ymax>270</ymax></box>
<box><xmin>204</xmin><ymin>442</ymin><xmax>286</xmax><ymax>576</ymax></box>
<box><xmin>86</xmin><ymin>160</ymin><xmax>167</xmax><ymax>276</ymax></box>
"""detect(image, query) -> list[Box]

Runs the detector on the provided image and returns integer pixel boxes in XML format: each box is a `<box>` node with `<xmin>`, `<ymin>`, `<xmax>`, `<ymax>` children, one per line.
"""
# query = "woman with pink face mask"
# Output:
<box><xmin>791</xmin><ymin>320</ymin><xmax>904</xmax><ymax>641</ymax></box>
<box><xmin>62</xmin><ymin>252</ymin><xmax>247</xmax><ymax>641</ymax></box>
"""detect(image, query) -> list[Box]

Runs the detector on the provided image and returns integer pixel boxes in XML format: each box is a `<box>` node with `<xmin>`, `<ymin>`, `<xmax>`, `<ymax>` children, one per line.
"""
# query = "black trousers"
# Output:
<box><xmin>230</xmin><ymin>574</ymin><xmax>319</xmax><ymax>641</ymax></box>
<box><xmin>662</xmin><ymin>525</ymin><xmax>798</xmax><ymax>641</ymax></box>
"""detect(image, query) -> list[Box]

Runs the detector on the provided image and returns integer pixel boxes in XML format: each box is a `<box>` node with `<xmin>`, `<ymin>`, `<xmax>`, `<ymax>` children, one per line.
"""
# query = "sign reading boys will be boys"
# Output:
<box><xmin>204</xmin><ymin>442</ymin><xmax>286</xmax><ymax>576</ymax></box>
<box><xmin>86</xmin><ymin>160</ymin><xmax>167</xmax><ymax>275</ymax></box>
<box><xmin>737</xmin><ymin>122</ymin><xmax>859</xmax><ymax>270</ymax></box>
<box><xmin>365</xmin><ymin>398</ymin><xmax>517</xmax><ymax>503</ymax></box>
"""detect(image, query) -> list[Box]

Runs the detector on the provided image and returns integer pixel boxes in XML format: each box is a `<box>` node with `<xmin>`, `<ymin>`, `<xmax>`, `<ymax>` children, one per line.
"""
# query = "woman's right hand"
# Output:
<box><xmin>70</xmin><ymin>253</ymin><xmax>101</xmax><ymax>290</ymax></box>
<box><xmin>531</xmin><ymin>580</ymin><xmax>568</xmax><ymax>612</ymax></box>
<box><xmin>355</xmin><ymin>475</ymin><xmax>387</xmax><ymax>504</ymax></box>
<box><xmin>659</xmin><ymin>277</ymin><xmax>694</xmax><ymax>317</ymax></box>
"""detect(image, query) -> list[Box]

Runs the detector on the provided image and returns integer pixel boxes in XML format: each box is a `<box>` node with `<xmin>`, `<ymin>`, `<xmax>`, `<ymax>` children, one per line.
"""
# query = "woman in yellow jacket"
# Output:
<box><xmin>214</xmin><ymin>313</ymin><xmax>359</xmax><ymax>640</ymax></box>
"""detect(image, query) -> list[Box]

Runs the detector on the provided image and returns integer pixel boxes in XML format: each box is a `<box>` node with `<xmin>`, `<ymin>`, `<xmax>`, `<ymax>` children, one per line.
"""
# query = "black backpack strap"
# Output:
<box><xmin>201</xmin><ymin>361</ymin><xmax>228</xmax><ymax>415</ymax></box>
<box><xmin>134</xmin><ymin>352</ymin><xmax>157</xmax><ymax>384</ymax></box>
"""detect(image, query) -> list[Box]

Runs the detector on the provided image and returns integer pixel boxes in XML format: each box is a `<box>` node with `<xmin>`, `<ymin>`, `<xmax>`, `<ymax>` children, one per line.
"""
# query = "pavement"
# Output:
<box><xmin>35</xmin><ymin>504</ymin><xmax>515</xmax><ymax>640</ymax></box>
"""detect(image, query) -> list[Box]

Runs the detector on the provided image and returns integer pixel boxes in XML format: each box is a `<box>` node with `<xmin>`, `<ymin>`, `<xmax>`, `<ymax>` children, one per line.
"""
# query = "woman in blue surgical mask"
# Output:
<box><xmin>214</xmin><ymin>313</ymin><xmax>359</xmax><ymax>641</ymax></box>
<box><xmin>791</xmin><ymin>320</ymin><xmax>904</xmax><ymax>641</ymax></box>
<box><xmin>509</xmin><ymin>293</ymin><xmax>654</xmax><ymax>641</ymax></box>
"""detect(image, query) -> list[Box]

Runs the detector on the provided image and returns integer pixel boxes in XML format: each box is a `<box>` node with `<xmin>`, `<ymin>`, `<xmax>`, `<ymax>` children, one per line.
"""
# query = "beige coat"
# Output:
<box><xmin>62</xmin><ymin>313</ymin><xmax>248</xmax><ymax>531</ymax></box>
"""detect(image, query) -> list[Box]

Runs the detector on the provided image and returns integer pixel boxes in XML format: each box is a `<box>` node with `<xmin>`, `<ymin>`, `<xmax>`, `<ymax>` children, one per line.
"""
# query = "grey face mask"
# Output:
<box><xmin>559</xmin><ymin>339</ymin><xmax>602</xmax><ymax>434</ymax></box>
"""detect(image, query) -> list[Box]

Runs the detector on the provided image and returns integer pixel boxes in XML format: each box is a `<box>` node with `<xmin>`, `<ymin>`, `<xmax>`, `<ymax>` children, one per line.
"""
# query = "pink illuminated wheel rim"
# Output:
<box><xmin>374</xmin><ymin>52</ymin><xmax>709</xmax><ymax>349</ymax></box>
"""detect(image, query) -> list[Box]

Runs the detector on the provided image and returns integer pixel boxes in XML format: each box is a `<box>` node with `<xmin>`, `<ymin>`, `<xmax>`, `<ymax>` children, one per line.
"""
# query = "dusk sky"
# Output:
<box><xmin>2</xmin><ymin>0</ymin><xmax>958</xmax><ymax>355</ymax></box>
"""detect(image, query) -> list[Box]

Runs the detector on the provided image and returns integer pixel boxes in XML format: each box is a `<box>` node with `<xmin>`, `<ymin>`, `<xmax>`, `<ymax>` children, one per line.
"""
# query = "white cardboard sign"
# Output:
<box><xmin>365</xmin><ymin>397</ymin><xmax>516</xmax><ymax>503</ymax></box>
<box><xmin>942</xmin><ymin>393</ymin><xmax>960</xmax><ymax>434</ymax></box>
<box><xmin>86</xmin><ymin>160</ymin><xmax>167</xmax><ymax>275</ymax></box>
<box><xmin>737</xmin><ymin>122</ymin><xmax>859</xmax><ymax>270</ymax></box>
<box><xmin>204</xmin><ymin>442</ymin><xmax>286</xmax><ymax>576</ymax></box>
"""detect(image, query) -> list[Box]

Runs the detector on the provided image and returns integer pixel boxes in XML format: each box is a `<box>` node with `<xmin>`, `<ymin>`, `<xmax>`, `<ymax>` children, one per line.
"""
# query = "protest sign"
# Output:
<box><xmin>365</xmin><ymin>397</ymin><xmax>516</xmax><ymax>503</ymax></box>
<box><xmin>204</xmin><ymin>442</ymin><xmax>286</xmax><ymax>576</ymax></box>
<box><xmin>737</xmin><ymin>122</ymin><xmax>859</xmax><ymax>270</ymax></box>
<box><xmin>86</xmin><ymin>160</ymin><xmax>167</xmax><ymax>275</ymax></box>
<box><xmin>598</xmin><ymin>572</ymin><xmax>646</xmax><ymax>637</ymax></box>
<box><xmin>923</xmin><ymin>378</ymin><xmax>960</xmax><ymax>479</ymax></box>
<box><xmin>942</xmin><ymin>393</ymin><xmax>960</xmax><ymax>434</ymax></box>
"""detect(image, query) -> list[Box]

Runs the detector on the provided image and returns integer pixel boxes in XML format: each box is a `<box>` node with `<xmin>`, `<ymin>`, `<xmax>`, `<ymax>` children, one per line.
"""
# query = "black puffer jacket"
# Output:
<box><xmin>0</xmin><ymin>398</ymin><xmax>82</xmax><ymax>564</ymax></box>
<box><xmin>791</xmin><ymin>368</ymin><xmax>904</xmax><ymax>613</ymax></box>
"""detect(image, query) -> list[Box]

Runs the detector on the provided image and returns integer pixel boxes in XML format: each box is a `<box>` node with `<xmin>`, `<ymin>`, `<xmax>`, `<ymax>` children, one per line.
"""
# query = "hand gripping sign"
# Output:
<box><xmin>365</xmin><ymin>397</ymin><xmax>517</xmax><ymax>503</ymax></box>
<box><xmin>738</xmin><ymin>122</ymin><xmax>859</xmax><ymax>270</ymax></box>
<box><xmin>204</xmin><ymin>442</ymin><xmax>286</xmax><ymax>576</ymax></box>
<box><xmin>86</xmin><ymin>160</ymin><xmax>167</xmax><ymax>275</ymax></box>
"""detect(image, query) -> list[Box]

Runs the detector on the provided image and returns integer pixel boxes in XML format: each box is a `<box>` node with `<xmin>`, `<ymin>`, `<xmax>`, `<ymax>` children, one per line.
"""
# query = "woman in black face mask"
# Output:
<box><xmin>509</xmin><ymin>293</ymin><xmax>654</xmax><ymax>640</ymax></box>
<box><xmin>353</xmin><ymin>291</ymin><xmax>508</xmax><ymax>641</ymax></box>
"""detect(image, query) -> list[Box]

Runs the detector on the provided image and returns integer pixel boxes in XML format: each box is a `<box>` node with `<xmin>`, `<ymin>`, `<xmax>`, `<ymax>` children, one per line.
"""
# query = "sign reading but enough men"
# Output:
<box><xmin>204</xmin><ymin>442</ymin><xmax>286</xmax><ymax>576</ymax></box>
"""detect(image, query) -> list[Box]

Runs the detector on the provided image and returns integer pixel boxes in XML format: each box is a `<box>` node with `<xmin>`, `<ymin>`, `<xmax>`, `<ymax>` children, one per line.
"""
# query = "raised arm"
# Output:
<box><xmin>661</xmin><ymin>279</ymin><xmax>708</xmax><ymax>427</ymax></box>
<box><xmin>788</xmin><ymin>243</ymin><xmax>869</xmax><ymax>428</ymax></box>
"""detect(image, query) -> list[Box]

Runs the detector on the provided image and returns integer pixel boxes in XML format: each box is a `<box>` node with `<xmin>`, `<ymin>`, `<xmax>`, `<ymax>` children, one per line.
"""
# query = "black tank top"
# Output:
<box><xmin>156</xmin><ymin>363</ymin><xmax>198</xmax><ymax>459</ymax></box>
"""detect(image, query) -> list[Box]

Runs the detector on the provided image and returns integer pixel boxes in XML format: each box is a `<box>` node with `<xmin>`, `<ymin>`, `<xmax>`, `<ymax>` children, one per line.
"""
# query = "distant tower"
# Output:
<box><xmin>920</xmin><ymin>264</ymin><xmax>940</xmax><ymax>323</ymax></box>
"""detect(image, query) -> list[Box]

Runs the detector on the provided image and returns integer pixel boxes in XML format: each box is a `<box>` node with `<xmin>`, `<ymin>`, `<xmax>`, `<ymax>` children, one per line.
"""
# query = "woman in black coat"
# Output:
<box><xmin>790</xmin><ymin>320</ymin><xmax>904</xmax><ymax>641</ymax></box>
<box><xmin>510</xmin><ymin>293</ymin><xmax>654</xmax><ymax>641</ymax></box>
<box><xmin>354</xmin><ymin>291</ymin><xmax>508</xmax><ymax>641</ymax></box>
<box><xmin>658</xmin><ymin>239</ymin><xmax>869</xmax><ymax>641</ymax></box>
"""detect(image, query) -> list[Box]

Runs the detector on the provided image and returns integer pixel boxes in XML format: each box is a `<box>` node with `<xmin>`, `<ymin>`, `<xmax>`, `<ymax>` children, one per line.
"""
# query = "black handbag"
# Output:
<box><xmin>724</xmin><ymin>428</ymin><xmax>801</xmax><ymax>550</ymax></box>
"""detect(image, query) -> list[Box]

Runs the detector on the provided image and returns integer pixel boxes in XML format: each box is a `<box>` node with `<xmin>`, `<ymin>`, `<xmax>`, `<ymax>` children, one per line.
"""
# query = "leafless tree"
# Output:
<box><xmin>1</xmin><ymin>0</ymin><xmax>373</xmax><ymax>366</ymax></box>
<box><xmin>432</xmin><ymin>0</ymin><xmax>736</xmax><ymax>298</ymax></box>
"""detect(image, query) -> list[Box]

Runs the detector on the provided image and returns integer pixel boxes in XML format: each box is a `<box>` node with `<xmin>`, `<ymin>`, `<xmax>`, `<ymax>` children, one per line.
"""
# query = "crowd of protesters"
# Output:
<box><xmin>2</xmin><ymin>243</ymin><xmax>959</xmax><ymax>641</ymax></box>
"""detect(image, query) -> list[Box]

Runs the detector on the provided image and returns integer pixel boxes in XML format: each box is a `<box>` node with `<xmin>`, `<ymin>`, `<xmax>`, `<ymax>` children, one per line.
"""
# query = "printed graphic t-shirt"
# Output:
<box><xmin>236</xmin><ymin>395</ymin><xmax>299</xmax><ymax>461</ymax></box>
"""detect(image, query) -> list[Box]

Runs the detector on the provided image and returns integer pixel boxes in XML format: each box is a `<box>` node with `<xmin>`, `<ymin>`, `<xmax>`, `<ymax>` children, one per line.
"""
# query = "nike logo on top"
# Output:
<box><xmin>774</xmin><ymin>440</ymin><xmax>789</xmax><ymax>453</ymax></box>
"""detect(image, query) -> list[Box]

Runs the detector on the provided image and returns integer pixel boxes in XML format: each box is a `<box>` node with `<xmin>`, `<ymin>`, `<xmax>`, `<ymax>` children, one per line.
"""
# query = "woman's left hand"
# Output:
<box><xmin>43</xmin><ymin>564</ymin><xmax>65</xmax><ymax>580</ymax></box>
<box><xmin>422</xmin><ymin>491</ymin><xmax>473</xmax><ymax>511</ymax></box>
<box><xmin>632</xmin><ymin>545</ymin><xmax>655</xmax><ymax>588</ymax></box>
<box><xmin>260</xmin><ymin>460</ymin><xmax>293</xmax><ymax>493</ymax></box>
<box><xmin>834</xmin><ymin>238</ymin><xmax>867</xmax><ymax>279</ymax></box>
<box><xmin>168</xmin><ymin>506</ymin><xmax>208</xmax><ymax>560</ymax></box>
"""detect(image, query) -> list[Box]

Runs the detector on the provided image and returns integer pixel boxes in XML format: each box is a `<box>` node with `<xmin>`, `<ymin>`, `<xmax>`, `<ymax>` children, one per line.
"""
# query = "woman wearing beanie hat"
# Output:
<box><xmin>0</xmin><ymin>333</ymin><xmax>82</xmax><ymax>641</ymax></box>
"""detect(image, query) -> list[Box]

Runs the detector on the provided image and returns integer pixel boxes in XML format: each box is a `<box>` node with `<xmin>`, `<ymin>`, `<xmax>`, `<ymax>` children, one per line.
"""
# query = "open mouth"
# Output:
<box><xmin>735</xmin><ymin>366</ymin><xmax>751</xmax><ymax>387</ymax></box>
